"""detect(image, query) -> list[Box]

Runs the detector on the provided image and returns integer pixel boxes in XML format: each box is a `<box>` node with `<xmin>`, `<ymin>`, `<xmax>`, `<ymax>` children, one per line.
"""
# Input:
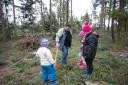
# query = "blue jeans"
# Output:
<box><xmin>61</xmin><ymin>45</ymin><xmax>68</xmax><ymax>65</ymax></box>
<box><xmin>41</xmin><ymin>65</ymin><xmax>56</xmax><ymax>85</ymax></box>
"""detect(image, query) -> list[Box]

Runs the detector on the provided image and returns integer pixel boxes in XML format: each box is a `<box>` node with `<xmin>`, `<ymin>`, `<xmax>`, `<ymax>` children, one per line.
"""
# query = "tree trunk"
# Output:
<box><xmin>66</xmin><ymin>0</ymin><xmax>69</xmax><ymax>24</ymax></box>
<box><xmin>12</xmin><ymin>0</ymin><xmax>16</xmax><ymax>36</ymax></box>
<box><xmin>100</xmin><ymin>0</ymin><xmax>105</xmax><ymax>29</ymax></box>
<box><xmin>49</xmin><ymin>0</ymin><xmax>52</xmax><ymax>34</ymax></box>
<box><xmin>104</xmin><ymin>1</ymin><xmax>107</xmax><ymax>30</ymax></box>
<box><xmin>62</xmin><ymin>0</ymin><xmax>65</xmax><ymax>25</ymax></box>
<box><xmin>115</xmin><ymin>0</ymin><xmax>126</xmax><ymax>49</ymax></box>
<box><xmin>108</xmin><ymin>0</ymin><xmax>112</xmax><ymax>31</ymax></box>
<box><xmin>12</xmin><ymin>0</ymin><xmax>16</xmax><ymax>27</ymax></box>
<box><xmin>111</xmin><ymin>18</ymin><xmax>115</xmax><ymax>43</ymax></box>
<box><xmin>59</xmin><ymin>0</ymin><xmax>62</xmax><ymax>26</ymax></box>
<box><xmin>71</xmin><ymin>0</ymin><xmax>73</xmax><ymax>27</ymax></box>
<box><xmin>111</xmin><ymin>0</ymin><xmax>116</xmax><ymax>43</ymax></box>
<box><xmin>40</xmin><ymin>0</ymin><xmax>44</xmax><ymax>29</ymax></box>
<box><xmin>5</xmin><ymin>2</ymin><xmax>11</xmax><ymax>40</ymax></box>
<box><xmin>0</xmin><ymin>0</ymin><xmax>4</xmax><ymax>33</ymax></box>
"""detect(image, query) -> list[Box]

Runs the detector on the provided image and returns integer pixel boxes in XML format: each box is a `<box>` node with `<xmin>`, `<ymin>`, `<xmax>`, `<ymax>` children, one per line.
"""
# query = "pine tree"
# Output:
<box><xmin>82</xmin><ymin>12</ymin><xmax>90</xmax><ymax>23</ymax></box>
<box><xmin>19</xmin><ymin>0</ymin><xmax>36</xmax><ymax>33</ymax></box>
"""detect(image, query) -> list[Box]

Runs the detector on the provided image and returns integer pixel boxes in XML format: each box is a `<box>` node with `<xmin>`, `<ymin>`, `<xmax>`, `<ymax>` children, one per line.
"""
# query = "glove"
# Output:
<box><xmin>56</xmin><ymin>43</ymin><xmax>60</xmax><ymax>48</ymax></box>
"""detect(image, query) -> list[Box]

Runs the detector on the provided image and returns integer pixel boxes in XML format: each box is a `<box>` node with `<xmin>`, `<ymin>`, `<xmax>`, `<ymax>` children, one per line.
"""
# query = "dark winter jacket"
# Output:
<box><xmin>83</xmin><ymin>32</ymin><xmax>99</xmax><ymax>59</ymax></box>
<box><xmin>64</xmin><ymin>30</ymin><xmax>72</xmax><ymax>47</ymax></box>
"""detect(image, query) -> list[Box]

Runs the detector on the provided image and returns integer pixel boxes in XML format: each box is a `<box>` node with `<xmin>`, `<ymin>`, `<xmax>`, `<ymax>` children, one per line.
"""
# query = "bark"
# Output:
<box><xmin>12</xmin><ymin>0</ymin><xmax>16</xmax><ymax>28</ymax></box>
<box><xmin>66</xmin><ymin>0</ymin><xmax>69</xmax><ymax>24</ymax></box>
<box><xmin>71</xmin><ymin>0</ymin><xmax>73</xmax><ymax>27</ymax></box>
<box><xmin>49</xmin><ymin>0</ymin><xmax>52</xmax><ymax>33</ymax></box>
<box><xmin>40</xmin><ymin>0</ymin><xmax>44</xmax><ymax>29</ymax></box>
<box><xmin>104</xmin><ymin>1</ymin><xmax>107</xmax><ymax>30</ymax></box>
<box><xmin>107</xmin><ymin>0</ymin><xmax>112</xmax><ymax>31</ymax></box>
<box><xmin>62</xmin><ymin>0</ymin><xmax>65</xmax><ymax>25</ymax></box>
<box><xmin>59</xmin><ymin>0</ymin><xmax>62</xmax><ymax>25</ymax></box>
<box><xmin>100</xmin><ymin>0</ymin><xmax>105</xmax><ymax>29</ymax></box>
<box><xmin>115</xmin><ymin>0</ymin><xmax>126</xmax><ymax>49</ymax></box>
<box><xmin>0</xmin><ymin>0</ymin><xmax>4</xmax><ymax>33</ymax></box>
<box><xmin>111</xmin><ymin>0</ymin><xmax>116</xmax><ymax>43</ymax></box>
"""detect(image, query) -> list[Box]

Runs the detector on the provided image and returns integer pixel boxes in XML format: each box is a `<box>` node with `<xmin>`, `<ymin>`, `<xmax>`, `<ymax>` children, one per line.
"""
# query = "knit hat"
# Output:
<box><xmin>40</xmin><ymin>37</ymin><xmax>49</xmax><ymax>48</ymax></box>
<box><xmin>82</xmin><ymin>22</ymin><xmax>92</xmax><ymax>34</ymax></box>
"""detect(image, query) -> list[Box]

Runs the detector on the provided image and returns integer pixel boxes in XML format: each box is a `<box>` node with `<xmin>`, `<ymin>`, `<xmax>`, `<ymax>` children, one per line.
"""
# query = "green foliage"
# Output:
<box><xmin>44</xmin><ymin>12</ymin><xmax>59</xmax><ymax>32</ymax></box>
<box><xmin>25</xmin><ymin>76</ymin><xmax>42</xmax><ymax>85</ymax></box>
<box><xmin>0</xmin><ymin>42</ymin><xmax>9</xmax><ymax>66</ymax></box>
<box><xmin>1</xmin><ymin>31</ymin><xmax>128</xmax><ymax>85</ymax></box>
<box><xmin>1</xmin><ymin>23</ymin><xmax>15</xmax><ymax>40</ymax></box>
<box><xmin>19</xmin><ymin>0</ymin><xmax>36</xmax><ymax>32</ymax></box>
<box><xmin>0</xmin><ymin>73</ymin><xmax>26</xmax><ymax>85</ymax></box>
<box><xmin>15</xmin><ymin>58</ymin><xmax>38</xmax><ymax>73</ymax></box>
<box><xmin>67</xmin><ymin>17</ymin><xmax>81</xmax><ymax>33</ymax></box>
<box><xmin>110</xmin><ymin>10</ymin><xmax>128</xmax><ymax>21</ymax></box>
<box><xmin>0</xmin><ymin>34</ymin><xmax>3</xmax><ymax>41</ymax></box>
<box><xmin>81</xmin><ymin>12</ymin><xmax>91</xmax><ymax>23</ymax></box>
<box><xmin>15</xmin><ymin>61</ymin><xmax>31</xmax><ymax>72</ymax></box>
<box><xmin>0</xmin><ymin>57</ymin><xmax>7</xmax><ymax>66</ymax></box>
<box><xmin>93</xmin><ymin>49</ymin><xmax>128</xmax><ymax>85</ymax></box>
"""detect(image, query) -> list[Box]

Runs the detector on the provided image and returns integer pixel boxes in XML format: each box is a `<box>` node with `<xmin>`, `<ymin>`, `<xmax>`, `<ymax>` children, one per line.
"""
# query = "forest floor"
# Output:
<box><xmin>0</xmin><ymin>30</ymin><xmax>128</xmax><ymax>85</ymax></box>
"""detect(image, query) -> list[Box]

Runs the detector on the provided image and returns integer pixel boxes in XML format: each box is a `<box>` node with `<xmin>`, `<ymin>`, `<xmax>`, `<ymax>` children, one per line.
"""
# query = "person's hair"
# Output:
<box><xmin>65</xmin><ymin>24</ymin><xmax>71</xmax><ymax>28</ymax></box>
<box><xmin>40</xmin><ymin>32</ymin><xmax>45</xmax><ymax>37</ymax></box>
<box><xmin>92</xmin><ymin>27</ymin><xmax>97</xmax><ymax>31</ymax></box>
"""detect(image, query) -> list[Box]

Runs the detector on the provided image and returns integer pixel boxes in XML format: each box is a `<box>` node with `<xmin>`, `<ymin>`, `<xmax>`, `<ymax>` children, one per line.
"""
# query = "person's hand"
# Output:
<box><xmin>56</xmin><ymin>43</ymin><xmax>60</xmax><ymax>48</ymax></box>
<box><xmin>54</xmin><ymin>63</ymin><xmax>56</xmax><ymax>68</ymax></box>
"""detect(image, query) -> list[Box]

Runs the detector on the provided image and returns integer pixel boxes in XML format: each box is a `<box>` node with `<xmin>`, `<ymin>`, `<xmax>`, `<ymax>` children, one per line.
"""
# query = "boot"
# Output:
<box><xmin>42</xmin><ymin>81</ymin><xmax>48</xmax><ymax>85</ymax></box>
<box><xmin>49</xmin><ymin>81</ymin><xmax>57</xmax><ymax>85</ymax></box>
<box><xmin>79</xmin><ymin>60</ymin><xmax>84</xmax><ymax>66</ymax></box>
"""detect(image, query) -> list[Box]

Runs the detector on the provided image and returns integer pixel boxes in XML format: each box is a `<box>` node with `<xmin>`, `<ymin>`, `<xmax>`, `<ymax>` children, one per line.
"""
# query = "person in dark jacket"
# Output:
<box><xmin>80</xmin><ymin>22</ymin><xmax>99</xmax><ymax>78</ymax></box>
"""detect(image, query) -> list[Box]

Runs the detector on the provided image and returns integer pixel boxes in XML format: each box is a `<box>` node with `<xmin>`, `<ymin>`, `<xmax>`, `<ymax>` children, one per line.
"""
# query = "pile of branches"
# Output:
<box><xmin>14</xmin><ymin>33</ymin><xmax>40</xmax><ymax>50</ymax></box>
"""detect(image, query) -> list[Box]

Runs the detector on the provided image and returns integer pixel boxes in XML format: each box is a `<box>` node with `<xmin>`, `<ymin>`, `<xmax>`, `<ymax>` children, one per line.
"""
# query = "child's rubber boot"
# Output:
<box><xmin>49</xmin><ymin>81</ymin><xmax>57</xmax><ymax>85</ymax></box>
<box><xmin>42</xmin><ymin>81</ymin><xmax>48</xmax><ymax>85</ymax></box>
<box><xmin>79</xmin><ymin>60</ymin><xmax>84</xmax><ymax>66</ymax></box>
